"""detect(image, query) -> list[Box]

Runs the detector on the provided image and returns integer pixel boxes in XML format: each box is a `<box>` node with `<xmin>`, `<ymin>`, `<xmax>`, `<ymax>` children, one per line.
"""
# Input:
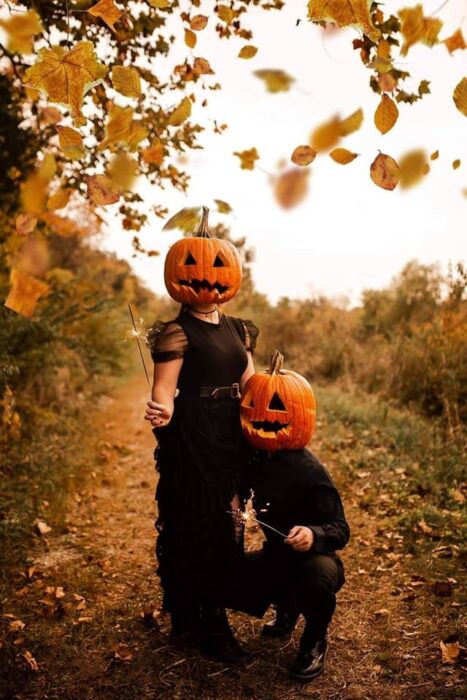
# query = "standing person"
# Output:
<box><xmin>144</xmin><ymin>208</ymin><xmax>258</xmax><ymax>663</ymax></box>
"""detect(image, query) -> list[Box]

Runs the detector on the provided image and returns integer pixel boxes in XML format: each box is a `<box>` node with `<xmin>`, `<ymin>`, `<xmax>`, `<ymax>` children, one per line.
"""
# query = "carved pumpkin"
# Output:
<box><xmin>240</xmin><ymin>350</ymin><xmax>316</xmax><ymax>451</ymax></box>
<box><xmin>164</xmin><ymin>206</ymin><xmax>242</xmax><ymax>305</ymax></box>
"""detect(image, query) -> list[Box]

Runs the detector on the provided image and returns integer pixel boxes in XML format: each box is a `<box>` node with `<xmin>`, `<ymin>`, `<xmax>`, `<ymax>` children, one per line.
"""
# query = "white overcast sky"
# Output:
<box><xmin>98</xmin><ymin>0</ymin><xmax>466</xmax><ymax>304</ymax></box>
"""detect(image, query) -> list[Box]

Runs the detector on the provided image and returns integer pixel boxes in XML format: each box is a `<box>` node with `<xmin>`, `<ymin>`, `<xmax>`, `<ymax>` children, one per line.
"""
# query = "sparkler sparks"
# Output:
<box><xmin>127</xmin><ymin>304</ymin><xmax>151</xmax><ymax>391</ymax></box>
<box><xmin>227</xmin><ymin>505</ymin><xmax>287</xmax><ymax>540</ymax></box>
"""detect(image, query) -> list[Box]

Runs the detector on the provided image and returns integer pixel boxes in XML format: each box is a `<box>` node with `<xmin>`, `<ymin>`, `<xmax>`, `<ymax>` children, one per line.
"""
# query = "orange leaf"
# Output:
<box><xmin>111</xmin><ymin>66</ymin><xmax>141</xmax><ymax>98</ymax></box>
<box><xmin>4</xmin><ymin>269</ymin><xmax>49</xmax><ymax>319</ymax></box>
<box><xmin>0</xmin><ymin>10</ymin><xmax>42</xmax><ymax>55</ymax></box>
<box><xmin>274</xmin><ymin>168</ymin><xmax>309</xmax><ymax>209</ymax></box>
<box><xmin>47</xmin><ymin>190</ymin><xmax>71</xmax><ymax>211</ymax></box>
<box><xmin>190</xmin><ymin>15</ymin><xmax>208</xmax><ymax>30</ymax></box>
<box><xmin>57</xmin><ymin>125</ymin><xmax>85</xmax><ymax>160</ymax></box>
<box><xmin>86</xmin><ymin>175</ymin><xmax>120</xmax><ymax>205</ymax></box>
<box><xmin>330</xmin><ymin>148</ymin><xmax>358</xmax><ymax>164</ymax></box>
<box><xmin>453</xmin><ymin>77</ymin><xmax>467</xmax><ymax>117</ymax></box>
<box><xmin>291</xmin><ymin>145</ymin><xmax>316</xmax><ymax>166</ymax></box>
<box><xmin>443</xmin><ymin>28</ymin><xmax>466</xmax><ymax>53</ymax></box>
<box><xmin>98</xmin><ymin>104</ymin><xmax>148</xmax><ymax>151</ymax></box>
<box><xmin>399</xmin><ymin>149</ymin><xmax>428</xmax><ymax>188</ymax></box>
<box><xmin>308</xmin><ymin>0</ymin><xmax>380</xmax><ymax>42</ymax></box>
<box><xmin>374</xmin><ymin>94</ymin><xmax>399</xmax><ymax>134</ymax></box>
<box><xmin>370</xmin><ymin>153</ymin><xmax>400</xmax><ymax>190</ymax></box>
<box><xmin>16</xmin><ymin>213</ymin><xmax>37</xmax><ymax>235</ymax></box>
<box><xmin>452</xmin><ymin>159</ymin><xmax>461</xmax><ymax>170</ymax></box>
<box><xmin>217</xmin><ymin>5</ymin><xmax>234</xmax><ymax>23</ymax></box>
<box><xmin>238</xmin><ymin>45</ymin><xmax>258</xmax><ymax>59</ymax></box>
<box><xmin>254</xmin><ymin>69</ymin><xmax>294</xmax><ymax>93</ymax></box>
<box><xmin>398</xmin><ymin>5</ymin><xmax>442</xmax><ymax>55</ymax></box>
<box><xmin>142</xmin><ymin>141</ymin><xmax>165</xmax><ymax>165</ymax></box>
<box><xmin>88</xmin><ymin>0</ymin><xmax>123</xmax><ymax>31</ymax></box>
<box><xmin>193</xmin><ymin>57</ymin><xmax>214</xmax><ymax>75</ymax></box>
<box><xmin>168</xmin><ymin>97</ymin><xmax>192</xmax><ymax>126</ymax></box>
<box><xmin>233</xmin><ymin>148</ymin><xmax>260</xmax><ymax>170</ymax></box>
<box><xmin>185</xmin><ymin>29</ymin><xmax>197</xmax><ymax>49</ymax></box>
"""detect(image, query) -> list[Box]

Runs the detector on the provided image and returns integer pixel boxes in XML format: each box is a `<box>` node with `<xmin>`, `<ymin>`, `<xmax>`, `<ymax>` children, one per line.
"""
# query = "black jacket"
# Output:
<box><xmin>249</xmin><ymin>448</ymin><xmax>350</xmax><ymax>557</ymax></box>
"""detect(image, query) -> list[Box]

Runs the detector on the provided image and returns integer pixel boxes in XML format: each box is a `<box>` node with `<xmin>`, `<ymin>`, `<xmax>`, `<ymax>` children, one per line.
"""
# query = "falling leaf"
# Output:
<box><xmin>41</xmin><ymin>106</ymin><xmax>62</xmax><ymax>125</ymax></box>
<box><xmin>142</xmin><ymin>141</ymin><xmax>165</xmax><ymax>165</ymax></box>
<box><xmin>108</xmin><ymin>153</ymin><xmax>138</xmax><ymax>191</ymax></box>
<box><xmin>239</xmin><ymin>45</ymin><xmax>258</xmax><ymax>59</ymax></box>
<box><xmin>46</xmin><ymin>190</ymin><xmax>71</xmax><ymax>211</ymax></box>
<box><xmin>98</xmin><ymin>104</ymin><xmax>148</xmax><ymax>151</ymax></box>
<box><xmin>254</xmin><ymin>69</ymin><xmax>295</xmax><ymax>93</ymax></box>
<box><xmin>86</xmin><ymin>175</ymin><xmax>120</xmax><ymax>206</ymax></box>
<box><xmin>440</xmin><ymin>636</ymin><xmax>460</xmax><ymax>664</ymax></box>
<box><xmin>291</xmin><ymin>145</ymin><xmax>316</xmax><ymax>166</ymax></box>
<box><xmin>57</xmin><ymin>126</ymin><xmax>86</xmax><ymax>160</ymax></box>
<box><xmin>399</xmin><ymin>149</ymin><xmax>428</xmax><ymax>188</ymax></box>
<box><xmin>193</xmin><ymin>57</ymin><xmax>214</xmax><ymax>75</ymax></box>
<box><xmin>217</xmin><ymin>5</ymin><xmax>234</xmax><ymax>23</ymax></box>
<box><xmin>22</xmin><ymin>650</ymin><xmax>39</xmax><ymax>672</ymax></box>
<box><xmin>5</xmin><ymin>270</ymin><xmax>48</xmax><ymax>318</ymax></box>
<box><xmin>374</xmin><ymin>94</ymin><xmax>399</xmax><ymax>134</ymax></box>
<box><xmin>370</xmin><ymin>153</ymin><xmax>400</xmax><ymax>190</ymax></box>
<box><xmin>274</xmin><ymin>168</ymin><xmax>309</xmax><ymax>209</ymax></box>
<box><xmin>310</xmin><ymin>115</ymin><xmax>341</xmax><ymax>152</ymax></box>
<box><xmin>214</xmin><ymin>199</ymin><xmax>232</xmax><ymax>214</ymax></box>
<box><xmin>23</xmin><ymin>41</ymin><xmax>108</xmax><ymax>126</ymax></box>
<box><xmin>339</xmin><ymin>108</ymin><xmax>364</xmax><ymax>136</ymax></box>
<box><xmin>452</xmin><ymin>159</ymin><xmax>461</xmax><ymax>169</ymax></box>
<box><xmin>34</xmin><ymin>519</ymin><xmax>52</xmax><ymax>535</ymax></box>
<box><xmin>233</xmin><ymin>148</ymin><xmax>260</xmax><ymax>170</ymax></box>
<box><xmin>398</xmin><ymin>5</ymin><xmax>443</xmax><ymax>56</ymax></box>
<box><xmin>16</xmin><ymin>213</ymin><xmax>37</xmax><ymax>235</ymax></box>
<box><xmin>191</xmin><ymin>15</ymin><xmax>208</xmax><ymax>30</ymax></box>
<box><xmin>88</xmin><ymin>0</ymin><xmax>123</xmax><ymax>31</ymax></box>
<box><xmin>453</xmin><ymin>77</ymin><xmax>467</xmax><ymax>116</ymax></box>
<box><xmin>308</xmin><ymin>0</ymin><xmax>380</xmax><ymax>42</ymax></box>
<box><xmin>149</xmin><ymin>0</ymin><xmax>170</xmax><ymax>7</ymax></box>
<box><xmin>162</xmin><ymin>207</ymin><xmax>201</xmax><ymax>232</ymax></box>
<box><xmin>443</xmin><ymin>28</ymin><xmax>466</xmax><ymax>53</ymax></box>
<box><xmin>168</xmin><ymin>97</ymin><xmax>192</xmax><ymax>126</ymax></box>
<box><xmin>330</xmin><ymin>148</ymin><xmax>358</xmax><ymax>164</ymax></box>
<box><xmin>185</xmin><ymin>29</ymin><xmax>197</xmax><ymax>49</ymax></box>
<box><xmin>0</xmin><ymin>10</ymin><xmax>42</xmax><ymax>54</ymax></box>
<box><xmin>430</xmin><ymin>150</ymin><xmax>439</xmax><ymax>160</ymax></box>
<box><xmin>111</xmin><ymin>66</ymin><xmax>141</xmax><ymax>98</ymax></box>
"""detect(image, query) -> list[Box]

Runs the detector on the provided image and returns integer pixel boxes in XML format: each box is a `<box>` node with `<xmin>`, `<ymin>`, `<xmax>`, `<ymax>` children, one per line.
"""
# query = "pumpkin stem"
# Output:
<box><xmin>196</xmin><ymin>206</ymin><xmax>211</xmax><ymax>238</ymax></box>
<box><xmin>269</xmin><ymin>349</ymin><xmax>284</xmax><ymax>375</ymax></box>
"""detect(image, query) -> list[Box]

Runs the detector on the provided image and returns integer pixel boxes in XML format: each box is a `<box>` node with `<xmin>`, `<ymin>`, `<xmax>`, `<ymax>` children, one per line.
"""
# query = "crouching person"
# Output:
<box><xmin>233</xmin><ymin>351</ymin><xmax>350</xmax><ymax>682</ymax></box>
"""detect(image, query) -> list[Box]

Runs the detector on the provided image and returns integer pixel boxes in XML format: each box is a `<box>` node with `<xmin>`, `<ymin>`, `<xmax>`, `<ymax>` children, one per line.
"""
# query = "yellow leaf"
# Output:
<box><xmin>190</xmin><ymin>15</ymin><xmax>208</xmax><ymax>31</ymax></box>
<box><xmin>88</xmin><ymin>0</ymin><xmax>123</xmax><ymax>31</ymax></box>
<box><xmin>47</xmin><ymin>190</ymin><xmax>71</xmax><ymax>211</ymax></box>
<box><xmin>15</xmin><ymin>213</ymin><xmax>37</xmax><ymax>236</ymax></box>
<box><xmin>214</xmin><ymin>199</ymin><xmax>232</xmax><ymax>214</ymax></box>
<box><xmin>193</xmin><ymin>57</ymin><xmax>214</xmax><ymax>75</ymax></box>
<box><xmin>168</xmin><ymin>97</ymin><xmax>192</xmax><ymax>126</ymax></box>
<box><xmin>142</xmin><ymin>141</ymin><xmax>165</xmax><ymax>165</ymax></box>
<box><xmin>254</xmin><ymin>69</ymin><xmax>295</xmax><ymax>93</ymax></box>
<box><xmin>185</xmin><ymin>29</ymin><xmax>197</xmax><ymax>49</ymax></box>
<box><xmin>40</xmin><ymin>212</ymin><xmax>90</xmax><ymax>237</ymax></box>
<box><xmin>86</xmin><ymin>175</ymin><xmax>120</xmax><ymax>205</ymax></box>
<box><xmin>430</xmin><ymin>150</ymin><xmax>439</xmax><ymax>160</ymax></box>
<box><xmin>99</xmin><ymin>103</ymin><xmax>148</xmax><ymax>151</ymax></box>
<box><xmin>217</xmin><ymin>5</ymin><xmax>234</xmax><ymax>23</ymax></box>
<box><xmin>149</xmin><ymin>0</ymin><xmax>170</xmax><ymax>7</ymax></box>
<box><xmin>0</xmin><ymin>10</ymin><xmax>42</xmax><ymax>55</ymax></box>
<box><xmin>23</xmin><ymin>41</ymin><xmax>107</xmax><ymax>126</ymax></box>
<box><xmin>108</xmin><ymin>153</ymin><xmax>138</xmax><ymax>191</ymax></box>
<box><xmin>330</xmin><ymin>148</ymin><xmax>358</xmax><ymax>164</ymax></box>
<box><xmin>308</xmin><ymin>0</ymin><xmax>380</xmax><ymax>42</ymax></box>
<box><xmin>162</xmin><ymin>207</ymin><xmax>201</xmax><ymax>232</ymax></box>
<box><xmin>291</xmin><ymin>145</ymin><xmax>316</xmax><ymax>166</ymax></box>
<box><xmin>398</xmin><ymin>5</ymin><xmax>442</xmax><ymax>56</ymax></box>
<box><xmin>238</xmin><ymin>45</ymin><xmax>258</xmax><ymax>59</ymax></box>
<box><xmin>339</xmin><ymin>108</ymin><xmax>364</xmax><ymax>136</ymax></box>
<box><xmin>20</xmin><ymin>174</ymin><xmax>47</xmax><ymax>213</ymax></box>
<box><xmin>310</xmin><ymin>115</ymin><xmax>341</xmax><ymax>151</ymax></box>
<box><xmin>37</xmin><ymin>153</ymin><xmax>56</xmax><ymax>181</ymax></box>
<box><xmin>443</xmin><ymin>28</ymin><xmax>466</xmax><ymax>53</ymax></box>
<box><xmin>452</xmin><ymin>159</ymin><xmax>461</xmax><ymax>169</ymax></box>
<box><xmin>399</xmin><ymin>149</ymin><xmax>428</xmax><ymax>188</ymax></box>
<box><xmin>57</xmin><ymin>126</ymin><xmax>85</xmax><ymax>160</ymax></box>
<box><xmin>233</xmin><ymin>148</ymin><xmax>260</xmax><ymax>170</ymax></box>
<box><xmin>370</xmin><ymin>153</ymin><xmax>400</xmax><ymax>190</ymax></box>
<box><xmin>374</xmin><ymin>94</ymin><xmax>399</xmax><ymax>134</ymax></box>
<box><xmin>14</xmin><ymin>237</ymin><xmax>49</xmax><ymax>278</ymax></box>
<box><xmin>25</xmin><ymin>86</ymin><xmax>40</xmax><ymax>101</ymax></box>
<box><xmin>453</xmin><ymin>77</ymin><xmax>467</xmax><ymax>117</ymax></box>
<box><xmin>4</xmin><ymin>269</ymin><xmax>49</xmax><ymax>319</ymax></box>
<box><xmin>111</xmin><ymin>66</ymin><xmax>141</xmax><ymax>98</ymax></box>
<box><xmin>274</xmin><ymin>168</ymin><xmax>309</xmax><ymax>209</ymax></box>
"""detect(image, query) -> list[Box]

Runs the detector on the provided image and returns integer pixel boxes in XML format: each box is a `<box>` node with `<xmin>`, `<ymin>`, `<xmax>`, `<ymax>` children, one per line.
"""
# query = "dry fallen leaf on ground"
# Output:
<box><xmin>22</xmin><ymin>650</ymin><xmax>39</xmax><ymax>672</ymax></box>
<box><xmin>440</xmin><ymin>636</ymin><xmax>460</xmax><ymax>664</ymax></box>
<box><xmin>113</xmin><ymin>643</ymin><xmax>134</xmax><ymax>662</ymax></box>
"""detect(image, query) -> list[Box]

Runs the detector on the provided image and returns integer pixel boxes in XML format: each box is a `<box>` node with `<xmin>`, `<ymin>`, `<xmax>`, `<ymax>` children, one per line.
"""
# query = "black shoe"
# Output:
<box><xmin>199</xmin><ymin>607</ymin><xmax>247</xmax><ymax>664</ymax></box>
<box><xmin>289</xmin><ymin>638</ymin><xmax>328</xmax><ymax>681</ymax></box>
<box><xmin>262</xmin><ymin>607</ymin><xmax>299</xmax><ymax>638</ymax></box>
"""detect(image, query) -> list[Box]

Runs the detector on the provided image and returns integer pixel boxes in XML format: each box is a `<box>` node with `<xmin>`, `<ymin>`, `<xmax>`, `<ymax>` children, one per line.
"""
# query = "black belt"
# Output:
<box><xmin>199</xmin><ymin>383</ymin><xmax>241</xmax><ymax>399</ymax></box>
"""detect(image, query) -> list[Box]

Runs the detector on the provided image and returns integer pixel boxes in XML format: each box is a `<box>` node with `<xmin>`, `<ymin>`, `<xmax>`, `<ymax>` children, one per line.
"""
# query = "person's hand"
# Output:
<box><xmin>144</xmin><ymin>400</ymin><xmax>172</xmax><ymax>428</ymax></box>
<box><xmin>285</xmin><ymin>526</ymin><xmax>314</xmax><ymax>552</ymax></box>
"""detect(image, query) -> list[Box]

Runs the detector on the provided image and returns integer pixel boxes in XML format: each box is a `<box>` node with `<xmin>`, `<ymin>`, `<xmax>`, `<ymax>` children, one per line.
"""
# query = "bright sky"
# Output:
<box><xmin>98</xmin><ymin>0</ymin><xmax>467</xmax><ymax>305</ymax></box>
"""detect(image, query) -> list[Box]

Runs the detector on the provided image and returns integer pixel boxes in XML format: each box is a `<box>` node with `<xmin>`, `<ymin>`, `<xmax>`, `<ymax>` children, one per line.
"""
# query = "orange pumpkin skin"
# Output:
<box><xmin>240</xmin><ymin>350</ymin><xmax>316</xmax><ymax>451</ymax></box>
<box><xmin>164</xmin><ymin>207</ymin><xmax>242</xmax><ymax>305</ymax></box>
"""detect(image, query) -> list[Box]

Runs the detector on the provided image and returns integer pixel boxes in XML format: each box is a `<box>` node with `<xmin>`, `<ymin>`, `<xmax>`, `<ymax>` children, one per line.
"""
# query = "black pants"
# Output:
<box><xmin>230</xmin><ymin>549</ymin><xmax>345</xmax><ymax>647</ymax></box>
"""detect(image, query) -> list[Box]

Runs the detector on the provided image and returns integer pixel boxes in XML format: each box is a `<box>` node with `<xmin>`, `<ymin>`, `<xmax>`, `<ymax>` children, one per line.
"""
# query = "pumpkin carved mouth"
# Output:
<box><xmin>178</xmin><ymin>278</ymin><xmax>229</xmax><ymax>295</ymax></box>
<box><xmin>250</xmin><ymin>420</ymin><xmax>290</xmax><ymax>433</ymax></box>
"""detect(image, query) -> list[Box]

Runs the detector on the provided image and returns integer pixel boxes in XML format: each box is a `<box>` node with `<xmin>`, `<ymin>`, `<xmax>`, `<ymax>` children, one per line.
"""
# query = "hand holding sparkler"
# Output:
<box><xmin>285</xmin><ymin>526</ymin><xmax>314</xmax><ymax>552</ymax></box>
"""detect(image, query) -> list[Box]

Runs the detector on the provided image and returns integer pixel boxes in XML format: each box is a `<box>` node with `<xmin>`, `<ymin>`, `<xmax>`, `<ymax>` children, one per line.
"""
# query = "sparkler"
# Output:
<box><xmin>227</xmin><ymin>508</ymin><xmax>288</xmax><ymax>540</ymax></box>
<box><xmin>127</xmin><ymin>304</ymin><xmax>151</xmax><ymax>391</ymax></box>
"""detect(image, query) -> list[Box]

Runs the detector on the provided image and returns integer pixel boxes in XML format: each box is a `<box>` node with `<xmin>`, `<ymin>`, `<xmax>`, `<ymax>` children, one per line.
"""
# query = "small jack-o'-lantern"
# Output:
<box><xmin>240</xmin><ymin>350</ymin><xmax>316</xmax><ymax>451</ymax></box>
<box><xmin>164</xmin><ymin>206</ymin><xmax>242</xmax><ymax>305</ymax></box>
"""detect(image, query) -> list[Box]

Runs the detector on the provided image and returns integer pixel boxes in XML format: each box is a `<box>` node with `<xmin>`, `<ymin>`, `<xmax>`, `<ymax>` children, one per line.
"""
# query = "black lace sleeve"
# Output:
<box><xmin>240</xmin><ymin>319</ymin><xmax>259</xmax><ymax>353</ymax></box>
<box><xmin>146</xmin><ymin>321</ymin><xmax>188</xmax><ymax>363</ymax></box>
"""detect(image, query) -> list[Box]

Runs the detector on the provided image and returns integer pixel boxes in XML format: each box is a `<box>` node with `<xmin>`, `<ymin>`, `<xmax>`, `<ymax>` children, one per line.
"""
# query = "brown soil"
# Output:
<box><xmin>0</xmin><ymin>374</ymin><xmax>463</xmax><ymax>699</ymax></box>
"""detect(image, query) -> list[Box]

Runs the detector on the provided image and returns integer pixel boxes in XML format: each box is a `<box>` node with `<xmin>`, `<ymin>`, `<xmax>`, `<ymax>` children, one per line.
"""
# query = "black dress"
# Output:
<box><xmin>147</xmin><ymin>309</ymin><xmax>259</xmax><ymax>615</ymax></box>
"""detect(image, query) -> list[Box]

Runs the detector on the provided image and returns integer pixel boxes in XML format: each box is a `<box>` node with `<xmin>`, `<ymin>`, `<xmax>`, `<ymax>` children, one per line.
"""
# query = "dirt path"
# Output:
<box><xmin>1</xmin><ymin>374</ymin><xmax>463</xmax><ymax>699</ymax></box>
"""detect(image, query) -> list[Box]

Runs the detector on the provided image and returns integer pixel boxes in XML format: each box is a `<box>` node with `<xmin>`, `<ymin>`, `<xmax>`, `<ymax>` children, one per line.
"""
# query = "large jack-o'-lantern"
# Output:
<box><xmin>240</xmin><ymin>350</ymin><xmax>316</xmax><ymax>451</ymax></box>
<box><xmin>164</xmin><ymin>206</ymin><xmax>242</xmax><ymax>305</ymax></box>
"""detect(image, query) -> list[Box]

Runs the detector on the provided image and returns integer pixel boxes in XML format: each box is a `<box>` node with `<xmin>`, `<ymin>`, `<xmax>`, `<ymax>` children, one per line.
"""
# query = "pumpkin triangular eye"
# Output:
<box><xmin>213</xmin><ymin>254</ymin><xmax>225</xmax><ymax>267</ymax></box>
<box><xmin>247</xmin><ymin>396</ymin><xmax>255</xmax><ymax>407</ymax></box>
<box><xmin>268</xmin><ymin>392</ymin><xmax>286</xmax><ymax>411</ymax></box>
<box><xmin>185</xmin><ymin>252</ymin><xmax>196</xmax><ymax>265</ymax></box>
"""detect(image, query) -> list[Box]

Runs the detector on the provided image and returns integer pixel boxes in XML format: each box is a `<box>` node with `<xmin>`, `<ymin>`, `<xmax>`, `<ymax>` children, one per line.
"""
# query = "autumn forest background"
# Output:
<box><xmin>0</xmin><ymin>1</ymin><xmax>465</xmax><ymax>699</ymax></box>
